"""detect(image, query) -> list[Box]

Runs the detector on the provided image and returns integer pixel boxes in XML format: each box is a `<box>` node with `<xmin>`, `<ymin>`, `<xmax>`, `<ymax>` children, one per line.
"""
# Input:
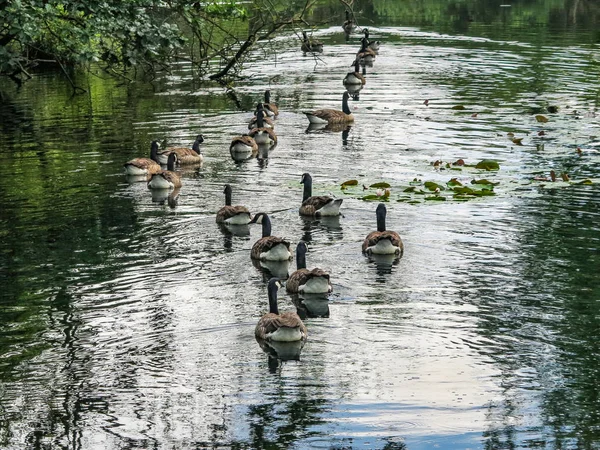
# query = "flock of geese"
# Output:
<box><xmin>122</xmin><ymin>11</ymin><xmax>402</xmax><ymax>357</ymax></box>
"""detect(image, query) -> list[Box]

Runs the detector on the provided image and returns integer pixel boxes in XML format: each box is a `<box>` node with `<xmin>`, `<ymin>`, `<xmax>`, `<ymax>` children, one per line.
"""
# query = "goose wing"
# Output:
<box><xmin>230</xmin><ymin>135</ymin><xmax>258</xmax><ymax>152</ymax></box>
<box><xmin>160</xmin><ymin>170</ymin><xmax>182</xmax><ymax>188</ymax></box>
<box><xmin>362</xmin><ymin>230</ymin><xmax>403</xmax><ymax>252</ymax></box>
<box><xmin>249</xmin><ymin>127</ymin><xmax>278</xmax><ymax>143</ymax></box>
<box><xmin>264</xmin><ymin>103</ymin><xmax>279</xmax><ymax>116</ymax></box>
<box><xmin>303</xmin><ymin>108</ymin><xmax>353</xmax><ymax>124</ymax></box>
<box><xmin>286</xmin><ymin>268</ymin><xmax>330</xmax><ymax>293</ymax></box>
<box><xmin>216</xmin><ymin>205</ymin><xmax>251</xmax><ymax>223</ymax></box>
<box><xmin>124</xmin><ymin>158</ymin><xmax>161</xmax><ymax>173</ymax></box>
<box><xmin>255</xmin><ymin>312</ymin><xmax>306</xmax><ymax>339</ymax></box>
<box><xmin>299</xmin><ymin>196</ymin><xmax>337</xmax><ymax>215</ymax></box>
<box><xmin>251</xmin><ymin>236</ymin><xmax>291</xmax><ymax>259</ymax></box>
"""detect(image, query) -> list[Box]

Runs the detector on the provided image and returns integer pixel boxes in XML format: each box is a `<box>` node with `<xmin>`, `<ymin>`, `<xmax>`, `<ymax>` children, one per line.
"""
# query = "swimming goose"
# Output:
<box><xmin>263</xmin><ymin>90</ymin><xmax>279</xmax><ymax>117</ymax></box>
<box><xmin>249</xmin><ymin>213</ymin><xmax>292</xmax><ymax>261</ymax></box>
<box><xmin>342</xmin><ymin>10</ymin><xmax>356</xmax><ymax>34</ymax></box>
<box><xmin>157</xmin><ymin>135</ymin><xmax>204</xmax><ymax>165</ymax></box>
<box><xmin>248</xmin><ymin>103</ymin><xmax>275</xmax><ymax>130</ymax></box>
<box><xmin>216</xmin><ymin>184</ymin><xmax>252</xmax><ymax>225</ymax></box>
<box><xmin>301</xmin><ymin>31</ymin><xmax>323</xmax><ymax>53</ymax></box>
<box><xmin>357</xmin><ymin>38</ymin><xmax>376</xmax><ymax>65</ymax></box>
<box><xmin>299</xmin><ymin>173</ymin><xmax>343</xmax><ymax>216</ymax></box>
<box><xmin>255</xmin><ymin>278</ymin><xmax>308</xmax><ymax>342</ymax></box>
<box><xmin>286</xmin><ymin>242</ymin><xmax>332</xmax><ymax>294</ymax></box>
<box><xmin>249</xmin><ymin>109</ymin><xmax>277</xmax><ymax>145</ymax></box>
<box><xmin>362</xmin><ymin>203</ymin><xmax>404</xmax><ymax>256</ymax></box>
<box><xmin>303</xmin><ymin>92</ymin><xmax>354</xmax><ymax>125</ymax></box>
<box><xmin>123</xmin><ymin>141</ymin><xmax>162</xmax><ymax>176</ymax></box>
<box><xmin>230</xmin><ymin>134</ymin><xmax>258</xmax><ymax>155</ymax></box>
<box><xmin>148</xmin><ymin>152</ymin><xmax>182</xmax><ymax>190</ymax></box>
<box><xmin>363</xmin><ymin>28</ymin><xmax>380</xmax><ymax>52</ymax></box>
<box><xmin>343</xmin><ymin>59</ymin><xmax>366</xmax><ymax>86</ymax></box>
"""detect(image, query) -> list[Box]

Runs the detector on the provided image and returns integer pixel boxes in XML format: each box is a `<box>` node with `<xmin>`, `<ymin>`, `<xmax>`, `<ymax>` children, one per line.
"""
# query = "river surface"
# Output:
<box><xmin>1</xmin><ymin>4</ymin><xmax>600</xmax><ymax>450</ymax></box>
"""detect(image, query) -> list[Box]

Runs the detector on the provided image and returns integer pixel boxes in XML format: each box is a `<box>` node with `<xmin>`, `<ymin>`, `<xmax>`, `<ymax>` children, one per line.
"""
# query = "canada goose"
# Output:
<box><xmin>157</xmin><ymin>135</ymin><xmax>204</xmax><ymax>165</ymax></box>
<box><xmin>248</xmin><ymin>103</ymin><xmax>275</xmax><ymax>130</ymax></box>
<box><xmin>263</xmin><ymin>90</ymin><xmax>279</xmax><ymax>117</ymax></box>
<box><xmin>230</xmin><ymin>134</ymin><xmax>258</xmax><ymax>154</ymax></box>
<box><xmin>343</xmin><ymin>59</ymin><xmax>366</xmax><ymax>86</ymax></box>
<box><xmin>363</xmin><ymin>28</ymin><xmax>381</xmax><ymax>52</ymax></box>
<box><xmin>148</xmin><ymin>152</ymin><xmax>182</xmax><ymax>190</ymax></box>
<box><xmin>362</xmin><ymin>203</ymin><xmax>404</xmax><ymax>256</ymax></box>
<box><xmin>249</xmin><ymin>213</ymin><xmax>292</xmax><ymax>261</ymax></box>
<box><xmin>299</xmin><ymin>173</ymin><xmax>343</xmax><ymax>216</ymax></box>
<box><xmin>303</xmin><ymin>92</ymin><xmax>354</xmax><ymax>125</ymax></box>
<box><xmin>301</xmin><ymin>31</ymin><xmax>323</xmax><ymax>53</ymax></box>
<box><xmin>286</xmin><ymin>242</ymin><xmax>332</xmax><ymax>294</ymax></box>
<box><xmin>249</xmin><ymin>109</ymin><xmax>277</xmax><ymax>145</ymax></box>
<box><xmin>357</xmin><ymin>38</ymin><xmax>376</xmax><ymax>65</ymax></box>
<box><xmin>123</xmin><ymin>141</ymin><xmax>162</xmax><ymax>176</ymax></box>
<box><xmin>255</xmin><ymin>278</ymin><xmax>308</xmax><ymax>342</ymax></box>
<box><xmin>216</xmin><ymin>184</ymin><xmax>252</xmax><ymax>225</ymax></box>
<box><xmin>342</xmin><ymin>10</ymin><xmax>356</xmax><ymax>34</ymax></box>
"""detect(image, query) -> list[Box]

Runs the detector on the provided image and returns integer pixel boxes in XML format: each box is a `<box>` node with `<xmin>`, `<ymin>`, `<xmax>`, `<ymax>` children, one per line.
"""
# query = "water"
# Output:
<box><xmin>1</xmin><ymin>6</ymin><xmax>600</xmax><ymax>449</ymax></box>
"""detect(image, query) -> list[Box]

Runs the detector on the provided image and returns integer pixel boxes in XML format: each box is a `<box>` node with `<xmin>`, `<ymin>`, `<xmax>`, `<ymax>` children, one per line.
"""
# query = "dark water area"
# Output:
<box><xmin>1</xmin><ymin>1</ymin><xmax>600</xmax><ymax>448</ymax></box>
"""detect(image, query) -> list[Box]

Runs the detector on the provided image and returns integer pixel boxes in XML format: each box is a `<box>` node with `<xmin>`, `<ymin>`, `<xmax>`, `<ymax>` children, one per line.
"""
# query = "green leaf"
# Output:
<box><xmin>362</xmin><ymin>194</ymin><xmax>386</xmax><ymax>201</ymax></box>
<box><xmin>424</xmin><ymin>181</ymin><xmax>444</xmax><ymax>191</ymax></box>
<box><xmin>341</xmin><ymin>179</ymin><xmax>358</xmax><ymax>189</ymax></box>
<box><xmin>452</xmin><ymin>105</ymin><xmax>466</xmax><ymax>110</ymax></box>
<box><xmin>447</xmin><ymin>178</ymin><xmax>462</xmax><ymax>187</ymax></box>
<box><xmin>425</xmin><ymin>195</ymin><xmax>446</xmax><ymax>201</ymax></box>
<box><xmin>471</xmin><ymin>179</ymin><xmax>499</xmax><ymax>186</ymax></box>
<box><xmin>369</xmin><ymin>182</ymin><xmax>391</xmax><ymax>188</ymax></box>
<box><xmin>475</xmin><ymin>160</ymin><xmax>500</xmax><ymax>171</ymax></box>
<box><xmin>535</xmin><ymin>114</ymin><xmax>549</xmax><ymax>123</ymax></box>
<box><xmin>577</xmin><ymin>179</ymin><xmax>593</xmax><ymax>185</ymax></box>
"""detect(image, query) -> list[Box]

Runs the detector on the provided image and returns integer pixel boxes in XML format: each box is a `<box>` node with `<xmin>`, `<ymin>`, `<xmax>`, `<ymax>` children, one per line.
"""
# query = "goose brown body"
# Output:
<box><xmin>148</xmin><ymin>153</ymin><xmax>182</xmax><ymax>189</ymax></box>
<box><xmin>301</xmin><ymin>31</ymin><xmax>323</xmax><ymax>53</ymax></box>
<box><xmin>250</xmin><ymin>213</ymin><xmax>292</xmax><ymax>261</ymax></box>
<box><xmin>343</xmin><ymin>60</ymin><xmax>366</xmax><ymax>86</ymax></box>
<box><xmin>124</xmin><ymin>141</ymin><xmax>162</xmax><ymax>177</ymax></box>
<box><xmin>216</xmin><ymin>184</ymin><xmax>252</xmax><ymax>224</ymax></box>
<box><xmin>263</xmin><ymin>90</ymin><xmax>279</xmax><ymax>117</ymax></box>
<box><xmin>303</xmin><ymin>92</ymin><xmax>354</xmax><ymax>125</ymax></box>
<box><xmin>299</xmin><ymin>173</ymin><xmax>343</xmax><ymax>216</ymax></box>
<box><xmin>286</xmin><ymin>241</ymin><xmax>332</xmax><ymax>294</ymax></box>
<box><xmin>157</xmin><ymin>135</ymin><xmax>204</xmax><ymax>165</ymax></box>
<box><xmin>362</xmin><ymin>230</ymin><xmax>403</xmax><ymax>253</ymax></box>
<box><xmin>230</xmin><ymin>135</ymin><xmax>258</xmax><ymax>153</ymax></box>
<box><xmin>249</xmin><ymin>109</ymin><xmax>278</xmax><ymax>145</ymax></box>
<box><xmin>256</xmin><ymin>278</ymin><xmax>307</xmax><ymax>342</ymax></box>
<box><xmin>362</xmin><ymin>203</ymin><xmax>404</xmax><ymax>256</ymax></box>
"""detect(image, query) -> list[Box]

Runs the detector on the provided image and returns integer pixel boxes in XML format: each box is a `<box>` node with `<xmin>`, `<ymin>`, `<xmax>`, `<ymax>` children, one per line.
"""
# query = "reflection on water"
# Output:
<box><xmin>2</xmin><ymin>3</ymin><xmax>600</xmax><ymax>449</ymax></box>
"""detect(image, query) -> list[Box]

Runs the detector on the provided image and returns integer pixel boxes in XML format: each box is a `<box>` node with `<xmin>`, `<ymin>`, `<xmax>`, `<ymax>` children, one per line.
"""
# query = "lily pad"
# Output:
<box><xmin>535</xmin><ymin>114</ymin><xmax>549</xmax><ymax>123</ymax></box>
<box><xmin>472</xmin><ymin>179</ymin><xmax>499</xmax><ymax>186</ymax></box>
<box><xmin>452</xmin><ymin>105</ymin><xmax>466</xmax><ymax>110</ymax></box>
<box><xmin>424</xmin><ymin>181</ymin><xmax>445</xmax><ymax>191</ymax></box>
<box><xmin>370</xmin><ymin>182</ymin><xmax>391</xmax><ymax>188</ymax></box>
<box><xmin>425</xmin><ymin>195</ymin><xmax>447</xmax><ymax>201</ymax></box>
<box><xmin>447</xmin><ymin>178</ymin><xmax>463</xmax><ymax>187</ymax></box>
<box><xmin>341</xmin><ymin>179</ymin><xmax>358</xmax><ymax>188</ymax></box>
<box><xmin>475</xmin><ymin>160</ymin><xmax>500</xmax><ymax>171</ymax></box>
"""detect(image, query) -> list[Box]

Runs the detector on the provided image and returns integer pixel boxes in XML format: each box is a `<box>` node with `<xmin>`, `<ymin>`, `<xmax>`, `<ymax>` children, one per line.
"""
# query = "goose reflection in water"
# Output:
<box><xmin>256</xmin><ymin>143</ymin><xmax>273</xmax><ymax>168</ymax></box>
<box><xmin>368</xmin><ymin>253</ymin><xmax>401</xmax><ymax>276</ymax></box>
<box><xmin>150</xmin><ymin>187</ymin><xmax>180</xmax><ymax>208</ymax></box>
<box><xmin>257</xmin><ymin>339</ymin><xmax>305</xmax><ymax>372</ymax></box>
<box><xmin>292</xmin><ymin>293</ymin><xmax>330</xmax><ymax>319</ymax></box>
<box><xmin>252</xmin><ymin>258</ymin><xmax>290</xmax><ymax>282</ymax></box>
<box><xmin>300</xmin><ymin>215</ymin><xmax>343</xmax><ymax>244</ymax></box>
<box><xmin>217</xmin><ymin>222</ymin><xmax>251</xmax><ymax>251</ymax></box>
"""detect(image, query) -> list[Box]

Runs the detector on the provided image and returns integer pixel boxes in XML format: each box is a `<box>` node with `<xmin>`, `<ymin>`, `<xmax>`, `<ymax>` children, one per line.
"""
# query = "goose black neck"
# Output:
<box><xmin>342</xmin><ymin>94</ymin><xmax>351</xmax><ymax>115</ymax></box>
<box><xmin>302</xmin><ymin>31</ymin><xmax>308</xmax><ymax>42</ymax></box>
<box><xmin>192</xmin><ymin>136</ymin><xmax>202</xmax><ymax>154</ymax></box>
<box><xmin>265</xmin><ymin>90</ymin><xmax>271</xmax><ymax>104</ymax></box>
<box><xmin>296</xmin><ymin>243</ymin><xmax>307</xmax><ymax>270</ymax></box>
<box><xmin>224</xmin><ymin>185</ymin><xmax>232</xmax><ymax>206</ymax></box>
<box><xmin>262</xmin><ymin>214</ymin><xmax>272</xmax><ymax>238</ymax></box>
<box><xmin>150</xmin><ymin>141</ymin><xmax>159</xmax><ymax>162</ymax></box>
<box><xmin>376</xmin><ymin>204</ymin><xmax>387</xmax><ymax>232</ymax></box>
<box><xmin>360</xmin><ymin>38</ymin><xmax>368</xmax><ymax>52</ymax></box>
<box><xmin>167</xmin><ymin>153</ymin><xmax>176</xmax><ymax>171</ymax></box>
<box><xmin>354</xmin><ymin>60</ymin><xmax>360</xmax><ymax>73</ymax></box>
<box><xmin>267</xmin><ymin>279</ymin><xmax>279</xmax><ymax>315</ymax></box>
<box><xmin>302</xmin><ymin>174</ymin><xmax>312</xmax><ymax>202</ymax></box>
<box><xmin>345</xmin><ymin>10</ymin><xmax>350</xmax><ymax>20</ymax></box>
<box><xmin>256</xmin><ymin>109</ymin><xmax>265</xmax><ymax>128</ymax></box>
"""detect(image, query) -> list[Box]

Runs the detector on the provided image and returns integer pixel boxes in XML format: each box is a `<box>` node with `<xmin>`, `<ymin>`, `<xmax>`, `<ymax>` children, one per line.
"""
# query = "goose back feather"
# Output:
<box><xmin>250</xmin><ymin>213</ymin><xmax>292</xmax><ymax>261</ymax></box>
<box><xmin>362</xmin><ymin>203</ymin><xmax>404</xmax><ymax>255</ymax></box>
<box><xmin>303</xmin><ymin>92</ymin><xmax>354</xmax><ymax>124</ymax></box>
